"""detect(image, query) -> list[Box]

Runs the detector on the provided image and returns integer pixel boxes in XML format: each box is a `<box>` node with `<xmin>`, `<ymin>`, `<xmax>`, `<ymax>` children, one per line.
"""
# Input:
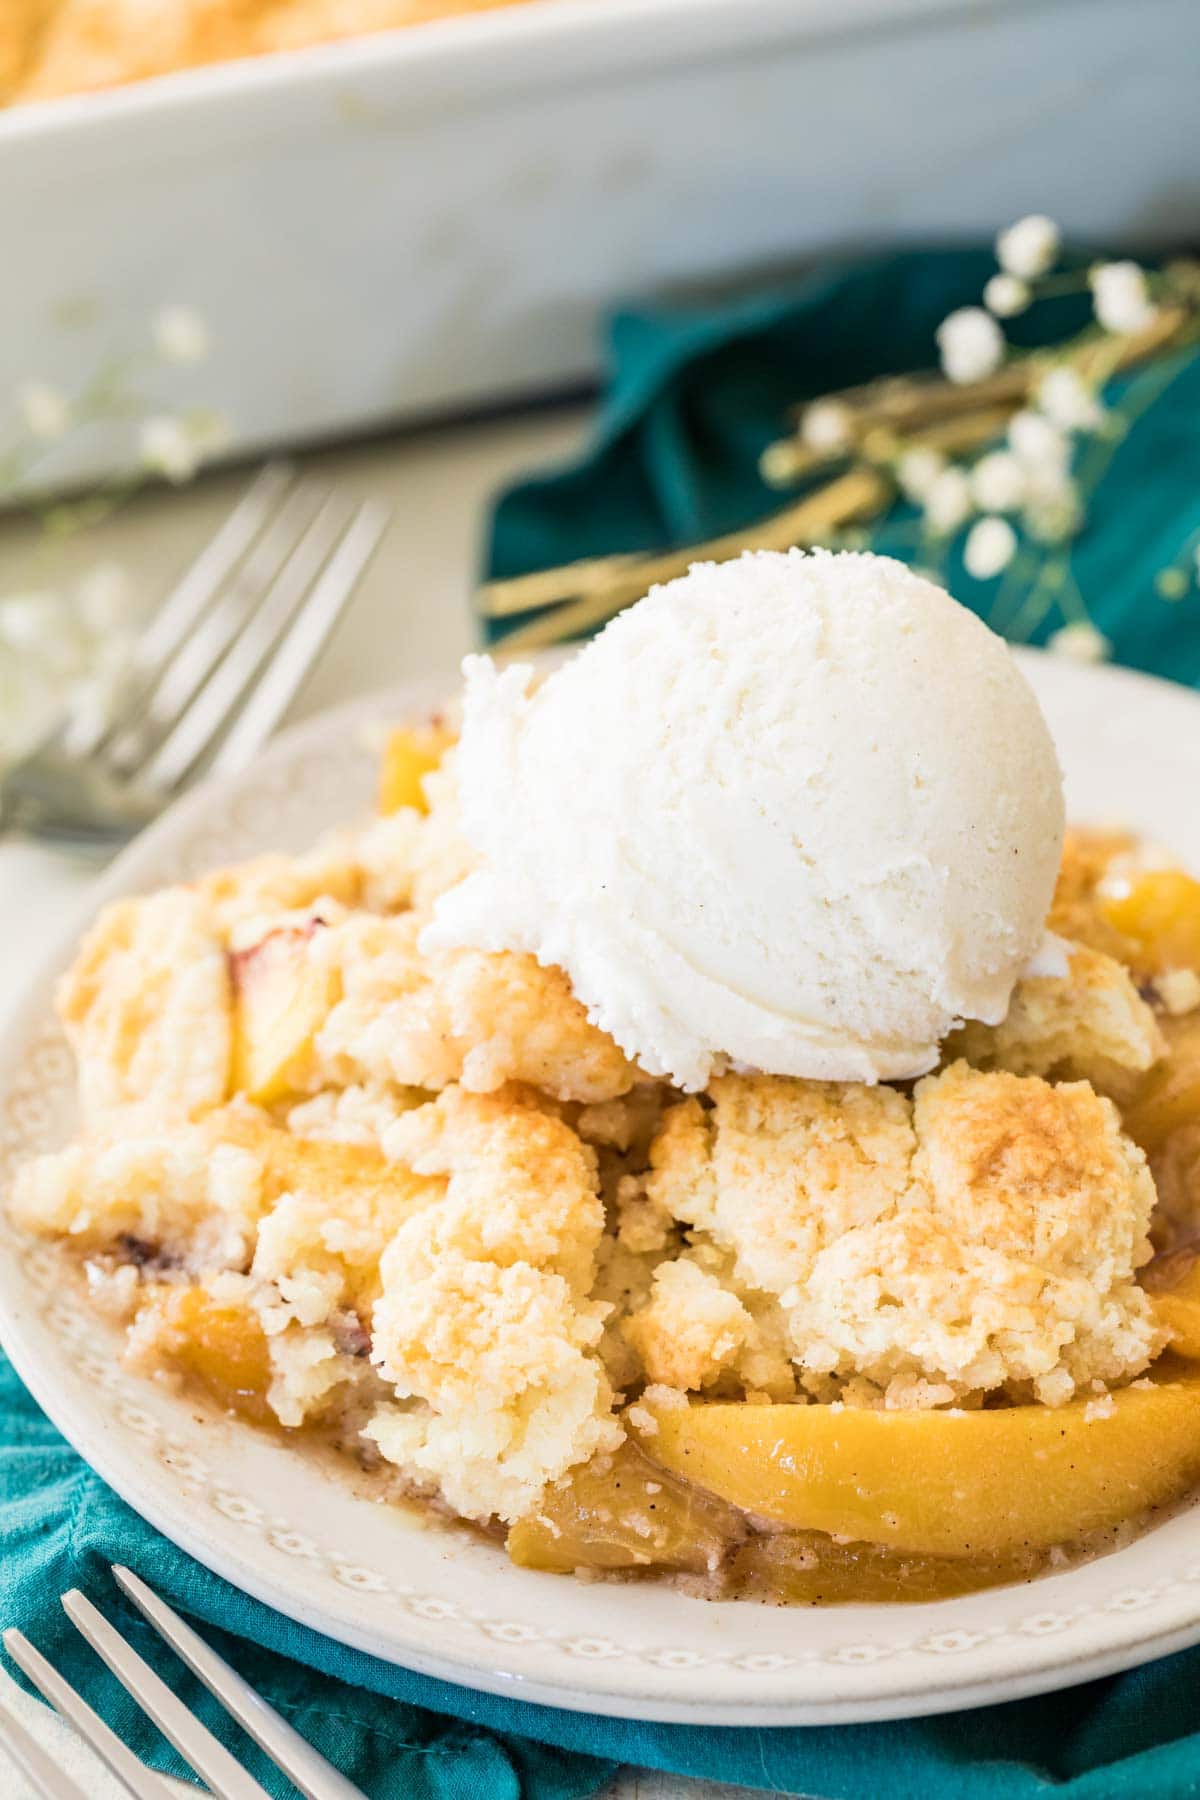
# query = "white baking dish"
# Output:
<box><xmin>1</xmin><ymin>0</ymin><xmax>1197</xmax><ymax>486</ymax></box>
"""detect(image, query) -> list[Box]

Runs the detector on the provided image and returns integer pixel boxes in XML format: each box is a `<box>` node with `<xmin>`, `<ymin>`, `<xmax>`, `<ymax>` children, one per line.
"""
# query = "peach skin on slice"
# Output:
<box><xmin>632</xmin><ymin>1378</ymin><xmax>1200</xmax><ymax>1558</ymax></box>
<box><xmin>230</xmin><ymin>922</ymin><xmax>339</xmax><ymax>1105</ymax></box>
<box><xmin>378</xmin><ymin>724</ymin><xmax>455</xmax><ymax>815</ymax></box>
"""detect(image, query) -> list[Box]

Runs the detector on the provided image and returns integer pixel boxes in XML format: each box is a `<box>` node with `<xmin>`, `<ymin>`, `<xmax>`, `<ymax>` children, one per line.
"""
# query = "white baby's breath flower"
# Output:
<box><xmin>936</xmin><ymin>307</ymin><xmax>1005</xmax><ymax>385</ymax></box>
<box><xmin>996</xmin><ymin>215</ymin><xmax>1060</xmax><ymax>280</ymax></box>
<box><xmin>0</xmin><ymin>591</ymin><xmax>62</xmax><ymax>652</ymax></box>
<box><xmin>897</xmin><ymin>447</ymin><xmax>946</xmax><ymax>504</ymax></box>
<box><xmin>184</xmin><ymin>407</ymin><xmax>232</xmax><ymax>456</ymax></box>
<box><xmin>970</xmin><ymin>450</ymin><xmax>1025</xmax><ymax>513</ymax></box>
<box><xmin>923</xmin><ymin>467</ymin><xmax>973</xmax><ymax>536</ymax></box>
<box><xmin>1156</xmin><ymin>567</ymin><xmax>1189</xmax><ymax>601</ymax></box>
<box><xmin>1038</xmin><ymin>366</ymin><xmax>1105</xmax><ymax>432</ymax></box>
<box><xmin>800</xmin><ymin>399</ymin><xmax>853</xmax><ymax>454</ymax></box>
<box><xmin>87</xmin><ymin>628</ymin><xmax>138</xmax><ymax>683</ymax></box>
<box><xmin>963</xmin><ymin>516</ymin><xmax>1017</xmax><ymax>580</ymax></box>
<box><xmin>1048</xmin><ymin>622</ymin><xmax>1111</xmax><ymax>663</ymax></box>
<box><xmin>0</xmin><ymin>593</ymin><xmax>91</xmax><ymax>690</ymax></box>
<box><xmin>59</xmin><ymin>633</ymin><xmax>138</xmax><ymax>755</ymax></box>
<box><xmin>1023</xmin><ymin>465</ymin><xmax>1082</xmax><ymax>543</ymax></box>
<box><xmin>1008</xmin><ymin>408</ymin><xmax>1071</xmax><ymax>475</ymax></box>
<box><xmin>139</xmin><ymin>415</ymin><xmax>199</xmax><ymax>483</ymax></box>
<box><xmin>983</xmin><ymin>273</ymin><xmax>1031</xmax><ymax>319</ymax></box>
<box><xmin>153</xmin><ymin>305</ymin><xmax>210</xmax><ymax>365</ymax></box>
<box><xmin>16</xmin><ymin>379</ymin><xmax>70</xmax><ymax>442</ymax></box>
<box><xmin>76</xmin><ymin>563</ymin><xmax>135</xmax><ymax>635</ymax></box>
<box><xmin>1090</xmin><ymin>261</ymin><xmax>1156</xmax><ymax>335</ymax></box>
<box><xmin>57</xmin><ymin>680</ymin><xmax>117</xmax><ymax>756</ymax></box>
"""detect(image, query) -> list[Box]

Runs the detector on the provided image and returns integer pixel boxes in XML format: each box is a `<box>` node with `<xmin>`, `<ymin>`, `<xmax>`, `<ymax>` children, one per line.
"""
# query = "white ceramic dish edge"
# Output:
<box><xmin>2</xmin><ymin>0</ymin><xmax>1198</xmax><ymax>491</ymax></box>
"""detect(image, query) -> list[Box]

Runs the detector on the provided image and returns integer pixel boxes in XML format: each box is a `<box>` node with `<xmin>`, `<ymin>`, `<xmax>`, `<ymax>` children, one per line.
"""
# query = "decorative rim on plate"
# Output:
<box><xmin>5</xmin><ymin>655</ymin><xmax>1200</xmax><ymax>1726</ymax></box>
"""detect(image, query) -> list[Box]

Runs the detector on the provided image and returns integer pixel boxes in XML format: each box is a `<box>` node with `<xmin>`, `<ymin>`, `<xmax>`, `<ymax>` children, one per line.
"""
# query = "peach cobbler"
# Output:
<box><xmin>11</xmin><ymin>555</ymin><xmax>1200</xmax><ymax>1606</ymax></box>
<box><xmin>9</xmin><ymin>729</ymin><xmax>1200</xmax><ymax>1604</ymax></box>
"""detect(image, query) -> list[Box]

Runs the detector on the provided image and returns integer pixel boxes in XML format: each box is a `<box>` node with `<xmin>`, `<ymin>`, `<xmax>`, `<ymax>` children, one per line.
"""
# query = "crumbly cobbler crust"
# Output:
<box><xmin>8</xmin><ymin>737</ymin><xmax>1188</xmax><ymax>1536</ymax></box>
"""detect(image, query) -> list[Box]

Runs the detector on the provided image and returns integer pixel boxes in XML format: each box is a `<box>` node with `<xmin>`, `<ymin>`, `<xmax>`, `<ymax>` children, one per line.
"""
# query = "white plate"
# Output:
<box><xmin>4</xmin><ymin>651</ymin><xmax>1200</xmax><ymax>1728</ymax></box>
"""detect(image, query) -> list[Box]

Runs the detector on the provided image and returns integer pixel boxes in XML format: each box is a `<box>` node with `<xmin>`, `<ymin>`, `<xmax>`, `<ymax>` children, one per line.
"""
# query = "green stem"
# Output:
<box><xmin>1056</xmin><ymin>565</ymin><xmax>1090</xmax><ymax>626</ymax></box>
<box><xmin>1027</xmin><ymin>272</ymin><xmax>1092</xmax><ymax>300</ymax></box>
<box><xmin>987</xmin><ymin>542</ymin><xmax>1042</xmax><ymax>637</ymax></box>
<box><xmin>1075</xmin><ymin>343</ymin><xmax>1198</xmax><ymax>507</ymax></box>
<box><xmin>1002</xmin><ymin>554</ymin><xmax>1069</xmax><ymax>643</ymax></box>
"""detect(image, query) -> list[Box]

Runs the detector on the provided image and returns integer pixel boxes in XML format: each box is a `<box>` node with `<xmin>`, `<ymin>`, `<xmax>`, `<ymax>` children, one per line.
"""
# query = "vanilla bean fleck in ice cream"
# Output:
<box><xmin>424</xmin><ymin>549</ymin><xmax>1066</xmax><ymax>1088</ymax></box>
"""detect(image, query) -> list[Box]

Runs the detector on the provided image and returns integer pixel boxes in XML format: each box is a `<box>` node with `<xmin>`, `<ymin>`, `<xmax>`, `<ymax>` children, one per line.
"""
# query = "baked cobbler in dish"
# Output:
<box><xmin>10</xmin><ymin>720</ymin><xmax>1200</xmax><ymax>1604</ymax></box>
<box><xmin>2</xmin><ymin>1</ymin><xmax>547</xmax><ymax>105</ymax></box>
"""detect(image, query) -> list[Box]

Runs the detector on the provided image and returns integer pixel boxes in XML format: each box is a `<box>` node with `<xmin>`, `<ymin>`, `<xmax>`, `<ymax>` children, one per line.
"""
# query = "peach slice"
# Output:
<box><xmin>1124</xmin><ymin>1012</ymin><xmax>1200</xmax><ymax>1152</ymax></box>
<box><xmin>507</xmin><ymin>1444</ymin><xmax>1050</xmax><ymax>1600</ymax></box>
<box><xmin>132</xmin><ymin>1285</ymin><xmax>273</xmax><ymax>1425</ymax></box>
<box><xmin>230</xmin><ymin>923</ymin><xmax>339</xmax><ymax>1105</ymax></box>
<box><xmin>1099</xmin><ymin>870</ymin><xmax>1200</xmax><ymax>976</ymax></box>
<box><xmin>633</xmin><ymin>1378</ymin><xmax>1200</xmax><ymax>1557</ymax></box>
<box><xmin>507</xmin><ymin>1441</ymin><xmax>734</xmax><ymax>1575</ymax></box>
<box><xmin>728</xmin><ymin>1532</ymin><xmax>1046</xmax><ymax>1605</ymax></box>
<box><xmin>377</xmin><ymin>724</ymin><xmax>454</xmax><ymax>816</ymax></box>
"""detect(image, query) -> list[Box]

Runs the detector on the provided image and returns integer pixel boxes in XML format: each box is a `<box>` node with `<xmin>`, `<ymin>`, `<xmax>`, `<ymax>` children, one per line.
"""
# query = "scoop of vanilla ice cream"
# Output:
<box><xmin>424</xmin><ymin>549</ymin><xmax>1065</xmax><ymax>1089</ymax></box>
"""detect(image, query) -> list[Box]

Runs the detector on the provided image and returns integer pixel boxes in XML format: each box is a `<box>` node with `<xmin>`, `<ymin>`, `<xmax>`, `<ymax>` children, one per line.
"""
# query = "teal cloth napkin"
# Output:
<box><xmin>485</xmin><ymin>249</ymin><xmax>1200</xmax><ymax>681</ymax></box>
<box><xmin>10</xmin><ymin>1348</ymin><xmax>1200</xmax><ymax>1799</ymax></box>
<box><xmin>6</xmin><ymin>248</ymin><xmax>1200</xmax><ymax>1799</ymax></box>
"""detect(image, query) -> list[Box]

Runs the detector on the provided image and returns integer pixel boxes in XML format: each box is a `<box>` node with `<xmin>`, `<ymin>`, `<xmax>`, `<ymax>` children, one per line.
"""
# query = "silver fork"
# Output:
<box><xmin>3</xmin><ymin>1566</ymin><xmax>367</xmax><ymax>1799</ymax></box>
<box><xmin>0</xmin><ymin>464</ymin><xmax>389</xmax><ymax>850</ymax></box>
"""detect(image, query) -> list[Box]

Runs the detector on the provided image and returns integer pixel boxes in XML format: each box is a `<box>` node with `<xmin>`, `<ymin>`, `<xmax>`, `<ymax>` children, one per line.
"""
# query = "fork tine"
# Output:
<box><xmin>112</xmin><ymin>1570</ymin><xmax>367</xmax><ymax>1800</ymax></box>
<box><xmin>107</xmin><ymin>480</ymin><xmax>328</xmax><ymax>776</ymax></box>
<box><xmin>141</xmin><ymin>491</ymin><xmax>354</xmax><ymax>792</ymax></box>
<box><xmin>208</xmin><ymin>498</ymin><xmax>390</xmax><ymax>780</ymax></box>
<box><xmin>3</xmin><ymin>1629</ymin><xmax>171</xmax><ymax>1800</ymax></box>
<box><xmin>133</xmin><ymin>461</ymin><xmax>296</xmax><ymax>674</ymax></box>
<box><xmin>65</xmin><ymin>462</ymin><xmax>295</xmax><ymax>763</ymax></box>
<box><xmin>59</xmin><ymin>1593</ymin><xmax>271</xmax><ymax>1800</ymax></box>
